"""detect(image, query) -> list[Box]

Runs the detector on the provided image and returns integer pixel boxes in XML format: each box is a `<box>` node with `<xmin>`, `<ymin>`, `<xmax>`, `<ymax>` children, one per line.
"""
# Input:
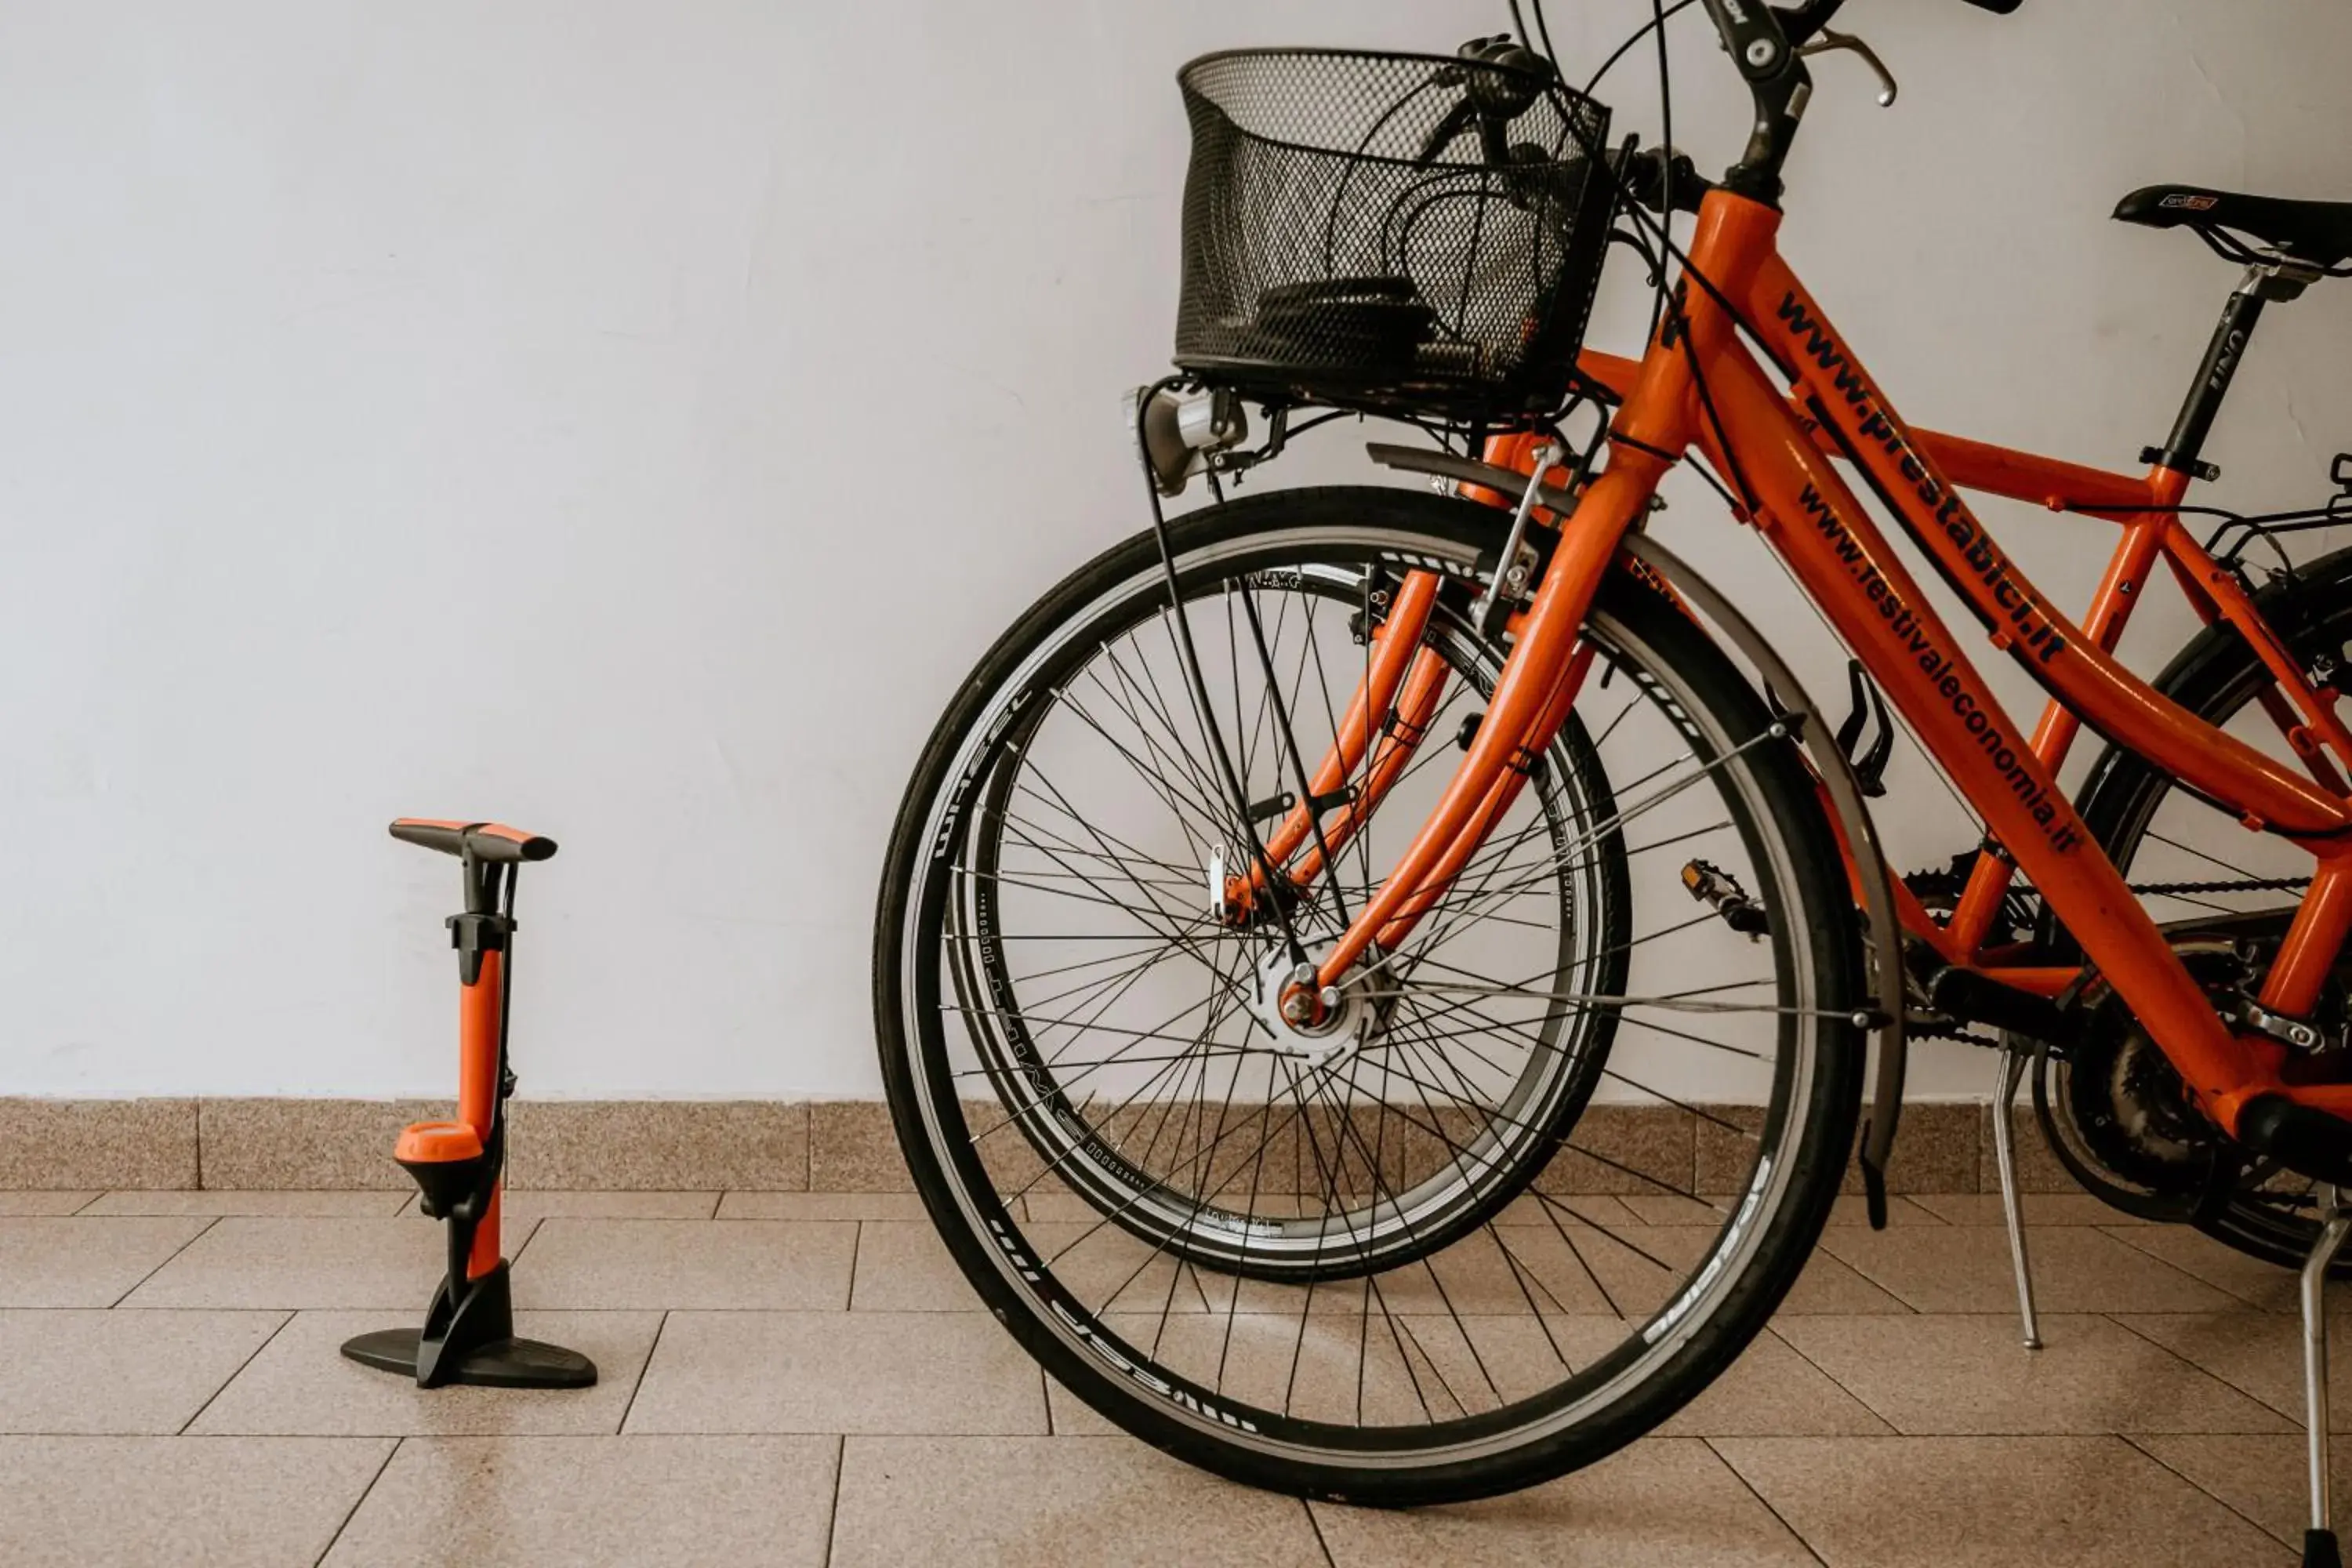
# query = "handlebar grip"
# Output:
<box><xmin>390</xmin><ymin>818</ymin><xmax>558</xmax><ymax>863</ymax></box>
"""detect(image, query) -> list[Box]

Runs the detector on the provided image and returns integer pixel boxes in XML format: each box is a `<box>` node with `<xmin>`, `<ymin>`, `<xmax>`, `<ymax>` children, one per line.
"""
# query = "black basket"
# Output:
<box><xmin>1174</xmin><ymin>48</ymin><xmax>1616</xmax><ymax>423</ymax></box>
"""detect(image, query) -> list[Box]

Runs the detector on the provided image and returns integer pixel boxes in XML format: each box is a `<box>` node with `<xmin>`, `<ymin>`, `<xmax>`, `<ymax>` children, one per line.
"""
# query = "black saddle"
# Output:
<box><xmin>2115</xmin><ymin>183</ymin><xmax>2352</xmax><ymax>268</ymax></box>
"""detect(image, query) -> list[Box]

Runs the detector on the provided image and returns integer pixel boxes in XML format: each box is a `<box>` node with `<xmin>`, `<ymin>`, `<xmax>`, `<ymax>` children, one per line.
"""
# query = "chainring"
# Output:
<box><xmin>2028</xmin><ymin>942</ymin><xmax>2251</xmax><ymax>1221</ymax></box>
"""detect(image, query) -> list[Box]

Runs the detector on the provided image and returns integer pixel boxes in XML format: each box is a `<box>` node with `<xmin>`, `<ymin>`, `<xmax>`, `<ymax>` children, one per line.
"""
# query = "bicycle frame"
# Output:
<box><xmin>1251</xmin><ymin>187</ymin><xmax>2352</xmax><ymax>1141</ymax></box>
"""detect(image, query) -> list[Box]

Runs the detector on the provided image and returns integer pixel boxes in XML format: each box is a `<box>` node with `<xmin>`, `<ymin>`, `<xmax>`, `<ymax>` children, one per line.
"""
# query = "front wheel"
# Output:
<box><xmin>873</xmin><ymin>485</ymin><xmax>1864</xmax><ymax>1503</ymax></box>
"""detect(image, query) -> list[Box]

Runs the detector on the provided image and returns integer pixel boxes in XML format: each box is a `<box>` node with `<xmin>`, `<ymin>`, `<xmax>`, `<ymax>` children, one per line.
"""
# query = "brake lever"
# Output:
<box><xmin>1797</xmin><ymin>27</ymin><xmax>1897</xmax><ymax>107</ymax></box>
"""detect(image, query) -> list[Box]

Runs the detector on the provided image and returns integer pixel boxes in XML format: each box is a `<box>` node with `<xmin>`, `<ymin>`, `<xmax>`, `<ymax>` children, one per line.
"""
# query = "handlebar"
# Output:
<box><xmin>1693</xmin><ymin>0</ymin><xmax>2020</xmax><ymax>201</ymax></box>
<box><xmin>390</xmin><ymin>818</ymin><xmax>558</xmax><ymax>864</ymax></box>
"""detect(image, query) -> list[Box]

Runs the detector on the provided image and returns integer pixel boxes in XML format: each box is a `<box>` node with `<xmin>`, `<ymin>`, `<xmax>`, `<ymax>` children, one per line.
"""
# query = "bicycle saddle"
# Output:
<box><xmin>2114</xmin><ymin>183</ymin><xmax>2352</xmax><ymax>267</ymax></box>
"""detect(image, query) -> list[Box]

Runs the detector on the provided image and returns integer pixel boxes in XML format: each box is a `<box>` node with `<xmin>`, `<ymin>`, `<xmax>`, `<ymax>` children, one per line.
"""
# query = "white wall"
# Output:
<box><xmin>3</xmin><ymin>0</ymin><xmax>2348</xmax><ymax>1099</ymax></box>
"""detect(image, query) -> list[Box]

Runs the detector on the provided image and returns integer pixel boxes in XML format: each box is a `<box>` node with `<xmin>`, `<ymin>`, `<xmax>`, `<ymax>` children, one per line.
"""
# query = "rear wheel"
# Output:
<box><xmin>2071</xmin><ymin>544</ymin><xmax>2352</xmax><ymax>1269</ymax></box>
<box><xmin>874</xmin><ymin>486</ymin><xmax>1864</xmax><ymax>1502</ymax></box>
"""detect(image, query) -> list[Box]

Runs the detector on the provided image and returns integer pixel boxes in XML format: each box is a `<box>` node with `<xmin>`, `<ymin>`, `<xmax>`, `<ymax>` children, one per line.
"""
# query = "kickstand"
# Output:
<box><xmin>1991</xmin><ymin>1045</ymin><xmax>2042</xmax><ymax>1350</ymax></box>
<box><xmin>2303</xmin><ymin>1184</ymin><xmax>2350</xmax><ymax>1568</ymax></box>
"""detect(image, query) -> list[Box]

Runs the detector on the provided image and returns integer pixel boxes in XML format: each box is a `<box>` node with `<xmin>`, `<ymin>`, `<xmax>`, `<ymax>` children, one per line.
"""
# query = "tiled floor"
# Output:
<box><xmin>0</xmin><ymin>1189</ymin><xmax>2333</xmax><ymax>1565</ymax></box>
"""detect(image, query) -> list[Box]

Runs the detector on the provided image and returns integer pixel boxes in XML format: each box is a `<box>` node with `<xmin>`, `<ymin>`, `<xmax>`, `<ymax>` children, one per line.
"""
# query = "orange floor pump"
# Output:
<box><xmin>340</xmin><ymin>819</ymin><xmax>595</xmax><ymax>1389</ymax></box>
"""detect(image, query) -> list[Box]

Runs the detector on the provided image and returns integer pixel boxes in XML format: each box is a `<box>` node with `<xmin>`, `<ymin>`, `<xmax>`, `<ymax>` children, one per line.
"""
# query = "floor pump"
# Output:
<box><xmin>340</xmin><ymin>818</ymin><xmax>594</xmax><ymax>1390</ymax></box>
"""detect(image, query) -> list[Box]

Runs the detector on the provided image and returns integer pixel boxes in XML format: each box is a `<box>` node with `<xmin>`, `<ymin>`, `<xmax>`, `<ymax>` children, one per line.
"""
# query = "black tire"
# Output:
<box><xmin>873</xmin><ymin>485</ymin><xmax>1864</xmax><ymax>1504</ymax></box>
<box><xmin>2072</xmin><ymin>543</ymin><xmax>2352</xmax><ymax>1270</ymax></box>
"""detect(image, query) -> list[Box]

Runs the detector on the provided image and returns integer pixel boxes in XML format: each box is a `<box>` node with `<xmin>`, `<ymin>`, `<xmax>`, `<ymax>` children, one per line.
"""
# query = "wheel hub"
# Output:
<box><xmin>1250</xmin><ymin>949</ymin><xmax>1370</xmax><ymax>1069</ymax></box>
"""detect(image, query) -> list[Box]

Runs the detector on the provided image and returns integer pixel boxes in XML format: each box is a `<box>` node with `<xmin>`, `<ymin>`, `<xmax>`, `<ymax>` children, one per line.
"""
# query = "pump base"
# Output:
<box><xmin>339</xmin><ymin>1261</ymin><xmax>595</xmax><ymax>1389</ymax></box>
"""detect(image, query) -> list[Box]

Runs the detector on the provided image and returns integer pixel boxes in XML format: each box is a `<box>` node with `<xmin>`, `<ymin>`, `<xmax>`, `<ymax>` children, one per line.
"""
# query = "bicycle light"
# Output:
<box><xmin>1135</xmin><ymin>383</ymin><xmax>1247</xmax><ymax>496</ymax></box>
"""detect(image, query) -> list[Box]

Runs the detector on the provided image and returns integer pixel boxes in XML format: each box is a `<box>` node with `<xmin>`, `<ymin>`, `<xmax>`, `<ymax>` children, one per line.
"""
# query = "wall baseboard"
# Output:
<box><xmin>0</xmin><ymin>1096</ymin><xmax>2071</xmax><ymax>1195</ymax></box>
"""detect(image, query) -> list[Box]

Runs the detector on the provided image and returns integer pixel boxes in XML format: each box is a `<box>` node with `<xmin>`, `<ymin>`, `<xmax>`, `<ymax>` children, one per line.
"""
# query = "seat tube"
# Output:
<box><xmin>1948</xmin><ymin>503</ymin><xmax>2174</xmax><ymax>954</ymax></box>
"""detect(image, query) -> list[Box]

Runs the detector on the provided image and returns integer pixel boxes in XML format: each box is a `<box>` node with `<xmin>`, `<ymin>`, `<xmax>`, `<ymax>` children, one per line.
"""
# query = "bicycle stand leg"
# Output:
<box><xmin>2303</xmin><ymin>1184</ymin><xmax>2350</xmax><ymax>1568</ymax></box>
<box><xmin>1990</xmin><ymin>1045</ymin><xmax>2042</xmax><ymax>1351</ymax></box>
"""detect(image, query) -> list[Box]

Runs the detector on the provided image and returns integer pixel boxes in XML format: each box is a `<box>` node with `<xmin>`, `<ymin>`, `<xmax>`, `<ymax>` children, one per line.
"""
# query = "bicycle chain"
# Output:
<box><xmin>2124</xmin><ymin>874</ymin><xmax>2311</xmax><ymax>898</ymax></box>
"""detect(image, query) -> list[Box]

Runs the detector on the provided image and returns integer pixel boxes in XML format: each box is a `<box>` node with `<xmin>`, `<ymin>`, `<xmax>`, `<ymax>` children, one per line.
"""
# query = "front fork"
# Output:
<box><xmin>1221</xmin><ymin>429</ymin><xmax>1669</xmax><ymax>1017</ymax></box>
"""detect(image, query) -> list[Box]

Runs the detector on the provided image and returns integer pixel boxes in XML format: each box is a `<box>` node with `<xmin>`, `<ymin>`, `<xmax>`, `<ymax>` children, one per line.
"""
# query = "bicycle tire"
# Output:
<box><xmin>873</xmin><ymin>485</ymin><xmax>1864</xmax><ymax>1503</ymax></box>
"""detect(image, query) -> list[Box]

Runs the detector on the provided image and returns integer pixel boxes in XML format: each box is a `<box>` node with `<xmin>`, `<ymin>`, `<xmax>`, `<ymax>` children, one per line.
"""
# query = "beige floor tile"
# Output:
<box><xmin>1490</xmin><ymin>1191</ymin><xmax>1646</xmax><ymax>1227</ymax></box>
<box><xmin>626</xmin><ymin>1310</ymin><xmax>1047</xmax><ymax>1435</ymax></box>
<box><xmin>1618</xmin><ymin>1192</ymin><xmax>1943</xmax><ymax>1226</ymax></box>
<box><xmin>1312</xmin><ymin>1436</ymin><xmax>1819</xmax><ymax>1566</ymax></box>
<box><xmin>1220</xmin><ymin>1222</ymin><xmax>1618</xmax><ymax>1318</ymax></box>
<box><xmin>1040</xmin><ymin>1313</ymin><xmax>1890</xmax><ymax>1439</ymax></box>
<box><xmin>1617</xmin><ymin>1224</ymin><xmax>1912</xmax><ymax>1316</ymax></box>
<box><xmin>1075</xmin><ymin>1309</ymin><xmax>1607</xmax><ymax>1428</ymax></box>
<box><xmin>0</xmin><ymin>1192</ymin><xmax>97</xmax><ymax>1215</ymax></box>
<box><xmin>398</xmin><ymin>1189</ymin><xmax>721</xmax><ymax>1222</ymax></box>
<box><xmin>848</xmin><ymin>1218</ymin><xmax>982</xmax><ymax>1311</ymax></box>
<box><xmin>1010</xmin><ymin>1188</ymin><xmax>1348</xmax><ymax>1224</ymax></box>
<box><xmin>1908</xmin><ymin>1192</ymin><xmax>2150</xmax><ymax>1226</ymax></box>
<box><xmin>1773</xmin><ymin>1312</ymin><xmax>2293</xmax><ymax>1435</ymax></box>
<box><xmin>2099</xmin><ymin>1223</ymin><xmax>2303</xmax><ymax>1310</ymax></box>
<box><xmin>2117</xmin><ymin>1311</ymin><xmax>2352</xmax><ymax>1428</ymax></box>
<box><xmin>0</xmin><ymin>1216</ymin><xmax>210</xmax><ymax>1306</ymax></box>
<box><xmin>833</xmin><ymin>1435</ymin><xmax>1322</xmax><ymax>1567</ymax></box>
<box><xmin>853</xmin><ymin>1218</ymin><xmax>1218</xmax><ymax>1314</ymax></box>
<box><xmin>0</xmin><ymin>1434</ymin><xmax>393</xmax><ymax>1568</ymax></box>
<box><xmin>1816</xmin><ymin>1221</ymin><xmax>2240</xmax><ymax>1312</ymax></box>
<box><xmin>1655</xmin><ymin>1329</ymin><xmax>1895</xmax><ymax>1436</ymax></box>
<box><xmin>0</xmin><ymin>1309</ymin><xmax>285</xmax><ymax>1433</ymax></box>
<box><xmin>321</xmin><ymin>1435</ymin><xmax>837</xmax><ymax>1567</ymax></box>
<box><xmin>85</xmin><ymin>1189</ymin><xmax>409</xmax><ymax>1217</ymax></box>
<box><xmin>510</xmin><ymin>1218</ymin><xmax>854</xmax><ymax>1309</ymax></box>
<box><xmin>719</xmin><ymin>1190</ymin><xmax>930</xmax><ymax>1221</ymax></box>
<box><xmin>119</xmin><ymin>1216</ymin><xmax>526</xmax><ymax>1308</ymax></box>
<box><xmin>2132</xmin><ymin>1433</ymin><xmax>2343</xmax><ymax>1549</ymax></box>
<box><xmin>190</xmin><ymin>1309</ymin><xmax>661</xmax><ymax>1436</ymax></box>
<box><xmin>1713</xmin><ymin>1435</ymin><xmax>2291</xmax><ymax>1566</ymax></box>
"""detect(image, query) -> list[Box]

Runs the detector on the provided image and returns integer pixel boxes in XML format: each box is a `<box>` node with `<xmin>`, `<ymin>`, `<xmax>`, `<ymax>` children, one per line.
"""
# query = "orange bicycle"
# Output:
<box><xmin>874</xmin><ymin>0</ymin><xmax>2352</xmax><ymax>1547</ymax></box>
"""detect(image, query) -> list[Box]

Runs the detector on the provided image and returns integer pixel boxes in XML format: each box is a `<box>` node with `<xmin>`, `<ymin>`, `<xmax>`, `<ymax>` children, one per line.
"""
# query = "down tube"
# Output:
<box><xmin>1694</xmin><ymin>341</ymin><xmax>2274</xmax><ymax>1112</ymax></box>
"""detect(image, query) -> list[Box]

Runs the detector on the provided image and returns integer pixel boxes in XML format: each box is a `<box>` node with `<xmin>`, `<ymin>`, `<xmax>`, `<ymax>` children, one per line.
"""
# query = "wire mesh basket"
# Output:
<box><xmin>1174</xmin><ymin>48</ymin><xmax>1616</xmax><ymax>423</ymax></box>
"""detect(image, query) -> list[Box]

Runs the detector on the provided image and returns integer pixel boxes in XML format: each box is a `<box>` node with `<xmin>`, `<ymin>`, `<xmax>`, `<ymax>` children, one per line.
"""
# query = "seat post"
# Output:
<box><xmin>2150</xmin><ymin>258</ymin><xmax>2322</xmax><ymax>481</ymax></box>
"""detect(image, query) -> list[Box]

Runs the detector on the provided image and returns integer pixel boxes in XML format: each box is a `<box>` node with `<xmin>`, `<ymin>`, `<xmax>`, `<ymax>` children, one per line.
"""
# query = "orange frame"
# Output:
<box><xmin>1255</xmin><ymin>187</ymin><xmax>2352</xmax><ymax>1141</ymax></box>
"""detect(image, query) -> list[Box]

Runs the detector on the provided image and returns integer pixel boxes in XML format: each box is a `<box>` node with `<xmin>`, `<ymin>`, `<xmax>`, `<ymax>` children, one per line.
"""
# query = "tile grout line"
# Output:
<box><xmin>70</xmin><ymin>1192</ymin><xmax>107</xmax><ymax>1215</ymax></box>
<box><xmin>2095</xmin><ymin>1224</ymin><xmax>2278</xmax><ymax>1312</ymax></box>
<box><xmin>616</xmin><ymin>1309</ymin><xmax>670</xmax><ymax>1435</ymax></box>
<box><xmin>1759</xmin><ymin>1323</ymin><xmax>1902</xmax><ymax>1436</ymax></box>
<box><xmin>1300</xmin><ymin>1497</ymin><xmax>1338</xmax><ymax>1568</ymax></box>
<box><xmin>2117</xmin><ymin>1431</ymin><xmax>2296</xmax><ymax>1549</ymax></box>
<box><xmin>820</xmin><ymin>1433</ymin><xmax>847</xmax><ymax>1568</ymax></box>
<box><xmin>175</xmin><ymin>1308</ymin><xmax>299</xmax><ymax>1435</ymax></box>
<box><xmin>2098</xmin><ymin>1310</ymin><xmax>2305</xmax><ymax>1425</ymax></box>
<box><xmin>107</xmin><ymin>1214</ymin><xmax>222</xmax><ymax>1308</ymax></box>
<box><xmin>1701</xmin><ymin>1436</ymin><xmax>1832</xmax><ymax>1568</ymax></box>
<box><xmin>844</xmin><ymin>1221</ymin><xmax>863</xmax><ymax>1312</ymax></box>
<box><xmin>312</xmin><ymin>1434</ymin><xmax>402</xmax><ymax>1568</ymax></box>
